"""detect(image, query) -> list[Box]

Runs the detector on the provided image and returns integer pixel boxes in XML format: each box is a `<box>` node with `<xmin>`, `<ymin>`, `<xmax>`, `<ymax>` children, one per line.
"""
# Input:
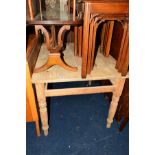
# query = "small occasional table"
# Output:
<box><xmin>81</xmin><ymin>0</ymin><xmax>129</xmax><ymax>78</ymax></box>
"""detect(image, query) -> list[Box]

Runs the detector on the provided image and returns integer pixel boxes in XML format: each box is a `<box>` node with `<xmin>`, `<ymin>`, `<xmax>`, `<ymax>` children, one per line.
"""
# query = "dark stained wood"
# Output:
<box><xmin>102</xmin><ymin>20</ymin><xmax>129</xmax><ymax>131</ymax></box>
<box><xmin>116</xmin><ymin>22</ymin><xmax>129</xmax><ymax>75</ymax></box>
<box><xmin>100</xmin><ymin>20</ymin><xmax>129</xmax><ymax>75</ymax></box>
<box><xmin>67</xmin><ymin>0</ymin><xmax>84</xmax><ymax>56</ymax></box>
<box><xmin>87</xmin><ymin>17</ymin><xmax>95</xmax><ymax>74</ymax></box>
<box><xmin>34</xmin><ymin>53</ymin><xmax>78</xmax><ymax>73</ymax></box>
<box><xmin>90</xmin><ymin>17</ymin><xmax>106</xmax><ymax>72</ymax></box>
<box><xmin>27</xmin><ymin>19</ymin><xmax>82</xmax><ymax>26</ymax></box>
<box><xmin>82</xmin><ymin>2</ymin><xmax>91</xmax><ymax>78</ymax></box>
<box><xmin>104</xmin><ymin>21</ymin><xmax>114</xmax><ymax>57</ymax></box>
<box><xmin>74</xmin><ymin>26</ymin><xmax>78</xmax><ymax>56</ymax></box>
<box><xmin>121</xmin><ymin>46</ymin><xmax>129</xmax><ymax>76</ymax></box>
<box><xmin>81</xmin><ymin>0</ymin><xmax>129</xmax><ymax>78</ymax></box>
<box><xmin>73</xmin><ymin>0</ymin><xmax>76</xmax><ymax>20</ymax></box>
<box><xmin>115</xmin><ymin>21</ymin><xmax>129</xmax><ymax>75</ymax></box>
<box><xmin>27</xmin><ymin>0</ymin><xmax>83</xmax><ymax>73</ymax></box>
<box><xmin>27</xmin><ymin>0</ymin><xmax>34</xmax><ymax>20</ymax></box>
<box><xmin>26</xmin><ymin>0</ymin><xmax>82</xmax><ymax>26</ymax></box>
<box><xmin>110</xmin><ymin>21</ymin><xmax>124</xmax><ymax>59</ymax></box>
<box><xmin>26</xmin><ymin>31</ymin><xmax>42</xmax><ymax>75</ymax></box>
<box><xmin>77</xmin><ymin>26</ymin><xmax>83</xmax><ymax>57</ymax></box>
<box><xmin>100</xmin><ymin>22</ymin><xmax>106</xmax><ymax>53</ymax></box>
<box><xmin>34</xmin><ymin>25</ymin><xmax>78</xmax><ymax>73</ymax></box>
<box><xmin>50</xmin><ymin>25</ymin><xmax>57</xmax><ymax>47</ymax></box>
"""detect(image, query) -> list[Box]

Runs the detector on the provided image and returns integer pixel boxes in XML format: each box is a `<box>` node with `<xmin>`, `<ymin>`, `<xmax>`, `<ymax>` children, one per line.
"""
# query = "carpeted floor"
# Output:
<box><xmin>26</xmin><ymin>81</ymin><xmax>129</xmax><ymax>155</ymax></box>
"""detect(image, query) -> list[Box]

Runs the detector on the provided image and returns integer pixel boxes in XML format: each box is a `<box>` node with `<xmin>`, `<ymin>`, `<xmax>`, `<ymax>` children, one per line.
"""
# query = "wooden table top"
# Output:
<box><xmin>32</xmin><ymin>43</ymin><xmax>128</xmax><ymax>83</ymax></box>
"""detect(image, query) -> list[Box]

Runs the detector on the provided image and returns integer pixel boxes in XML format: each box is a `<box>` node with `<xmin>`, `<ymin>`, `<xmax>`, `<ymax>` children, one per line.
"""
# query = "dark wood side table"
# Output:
<box><xmin>27</xmin><ymin>0</ymin><xmax>83</xmax><ymax>74</ymax></box>
<box><xmin>81</xmin><ymin>0</ymin><xmax>129</xmax><ymax>78</ymax></box>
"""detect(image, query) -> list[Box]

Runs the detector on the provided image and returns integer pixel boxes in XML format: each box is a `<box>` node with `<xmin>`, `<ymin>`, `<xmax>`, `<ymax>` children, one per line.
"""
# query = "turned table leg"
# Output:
<box><xmin>106</xmin><ymin>79</ymin><xmax>125</xmax><ymax>128</ymax></box>
<box><xmin>35</xmin><ymin>83</ymin><xmax>49</xmax><ymax>136</ymax></box>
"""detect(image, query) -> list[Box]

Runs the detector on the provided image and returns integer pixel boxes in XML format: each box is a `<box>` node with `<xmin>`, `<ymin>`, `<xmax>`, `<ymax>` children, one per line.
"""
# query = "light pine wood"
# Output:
<box><xmin>45</xmin><ymin>85</ymin><xmax>115</xmax><ymax>97</ymax></box>
<box><xmin>32</xmin><ymin>43</ymin><xmax>128</xmax><ymax>134</ymax></box>
<box><xmin>35</xmin><ymin>83</ymin><xmax>49</xmax><ymax>136</ymax></box>
<box><xmin>106</xmin><ymin>78</ymin><xmax>126</xmax><ymax>128</ymax></box>
<box><xmin>32</xmin><ymin>44</ymin><xmax>128</xmax><ymax>83</ymax></box>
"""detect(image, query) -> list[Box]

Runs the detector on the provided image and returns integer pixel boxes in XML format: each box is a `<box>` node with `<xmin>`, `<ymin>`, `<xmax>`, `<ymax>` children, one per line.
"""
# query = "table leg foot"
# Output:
<box><xmin>106</xmin><ymin>79</ymin><xmax>125</xmax><ymax>128</ymax></box>
<box><xmin>106</xmin><ymin>118</ymin><xmax>113</xmax><ymax>128</ymax></box>
<box><xmin>34</xmin><ymin>53</ymin><xmax>78</xmax><ymax>73</ymax></box>
<box><xmin>44</xmin><ymin>130</ymin><xmax>48</xmax><ymax>136</ymax></box>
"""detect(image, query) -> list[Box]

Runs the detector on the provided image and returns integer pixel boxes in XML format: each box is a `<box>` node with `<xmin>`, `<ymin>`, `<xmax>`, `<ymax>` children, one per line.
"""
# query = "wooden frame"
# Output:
<box><xmin>34</xmin><ymin>77</ymin><xmax>126</xmax><ymax>135</ymax></box>
<box><xmin>26</xmin><ymin>61</ymin><xmax>40</xmax><ymax>136</ymax></box>
<box><xmin>81</xmin><ymin>0</ymin><xmax>129</xmax><ymax>78</ymax></box>
<box><xmin>32</xmin><ymin>43</ymin><xmax>128</xmax><ymax>136</ymax></box>
<box><xmin>27</xmin><ymin>0</ymin><xmax>83</xmax><ymax>73</ymax></box>
<box><xmin>26</xmin><ymin>28</ymin><xmax>42</xmax><ymax>137</ymax></box>
<box><xmin>26</xmin><ymin>0</ymin><xmax>129</xmax><ymax>136</ymax></box>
